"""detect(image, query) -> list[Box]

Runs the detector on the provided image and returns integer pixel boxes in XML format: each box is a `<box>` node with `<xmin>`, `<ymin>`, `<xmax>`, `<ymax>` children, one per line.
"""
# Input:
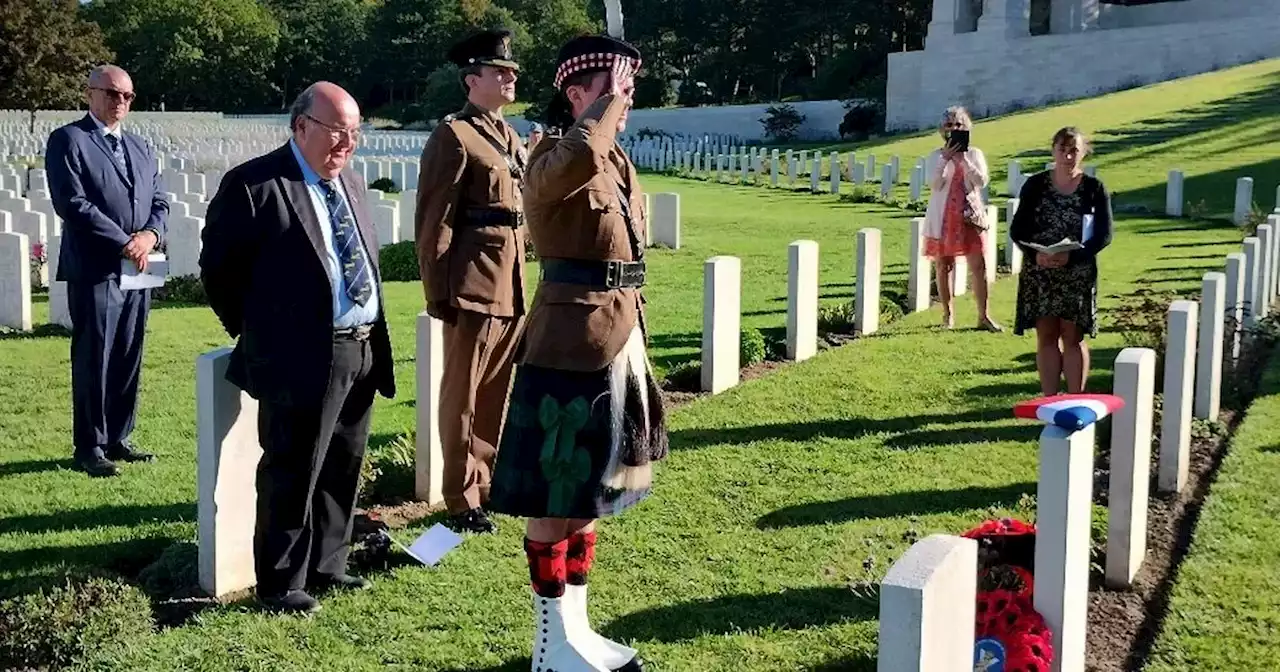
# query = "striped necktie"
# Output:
<box><xmin>317</xmin><ymin>179</ymin><xmax>373</xmax><ymax>306</ymax></box>
<box><xmin>104</xmin><ymin>133</ymin><xmax>127</xmax><ymax>173</ymax></box>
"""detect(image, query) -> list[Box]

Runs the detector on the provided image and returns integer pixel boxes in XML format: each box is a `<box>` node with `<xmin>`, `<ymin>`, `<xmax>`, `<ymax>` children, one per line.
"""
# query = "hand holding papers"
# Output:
<box><xmin>120</xmin><ymin>252</ymin><xmax>169</xmax><ymax>290</ymax></box>
<box><xmin>1021</xmin><ymin>238</ymin><xmax>1083</xmax><ymax>255</ymax></box>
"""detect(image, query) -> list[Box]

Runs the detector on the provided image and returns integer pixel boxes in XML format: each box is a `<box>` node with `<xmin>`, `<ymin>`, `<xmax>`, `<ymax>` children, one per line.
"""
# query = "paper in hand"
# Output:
<box><xmin>1021</xmin><ymin>238</ymin><xmax>1084</xmax><ymax>255</ymax></box>
<box><xmin>390</xmin><ymin>524</ymin><xmax>465</xmax><ymax>566</ymax></box>
<box><xmin>1082</xmin><ymin>214</ymin><xmax>1095</xmax><ymax>243</ymax></box>
<box><xmin>119</xmin><ymin>253</ymin><xmax>169</xmax><ymax>290</ymax></box>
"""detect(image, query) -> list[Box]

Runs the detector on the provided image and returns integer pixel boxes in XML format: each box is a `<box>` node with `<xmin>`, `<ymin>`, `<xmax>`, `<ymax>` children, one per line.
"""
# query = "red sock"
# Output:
<box><xmin>524</xmin><ymin>538</ymin><xmax>568</xmax><ymax>598</ymax></box>
<box><xmin>566</xmin><ymin>531</ymin><xmax>597</xmax><ymax>586</ymax></box>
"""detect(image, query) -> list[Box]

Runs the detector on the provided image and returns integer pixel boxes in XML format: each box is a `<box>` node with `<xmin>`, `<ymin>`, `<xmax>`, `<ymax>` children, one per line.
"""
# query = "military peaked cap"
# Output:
<box><xmin>448</xmin><ymin>29</ymin><xmax>520</xmax><ymax>70</ymax></box>
<box><xmin>553</xmin><ymin>35</ymin><xmax>641</xmax><ymax>89</ymax></box>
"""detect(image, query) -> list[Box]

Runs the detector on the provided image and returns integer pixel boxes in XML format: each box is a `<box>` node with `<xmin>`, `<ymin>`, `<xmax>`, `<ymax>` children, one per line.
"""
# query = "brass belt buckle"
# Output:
<box><xmin>604</xmin><ymin>261</ymin><xmax>623</xmax><ymax>289</ymax></box>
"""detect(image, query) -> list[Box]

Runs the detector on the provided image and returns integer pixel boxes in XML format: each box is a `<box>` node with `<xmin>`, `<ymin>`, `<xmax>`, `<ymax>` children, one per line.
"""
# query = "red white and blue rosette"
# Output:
<box><xmin>1013</xmin><ymin>394</ymin><xmax>1125</xmax><ymax>431</ymax></box>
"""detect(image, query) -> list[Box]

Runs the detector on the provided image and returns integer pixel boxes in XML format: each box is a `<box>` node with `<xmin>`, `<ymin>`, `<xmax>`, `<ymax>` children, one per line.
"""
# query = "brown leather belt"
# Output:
<box><xmin>540</xmin><ymin>259</ymin><xmax>645</xmax><ymax>289</ymax></box>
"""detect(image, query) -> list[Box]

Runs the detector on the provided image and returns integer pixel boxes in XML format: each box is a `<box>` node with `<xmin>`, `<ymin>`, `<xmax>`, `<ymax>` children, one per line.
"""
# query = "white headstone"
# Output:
<box><xmin>909</xmin><ymin>165</ymin><xmax>923</xmax><ymax>202</ymax></box>
<box><xmin>830</xmin><ymin>152</ymin><xmax>841</xmax><ymax>195</ymax></box>
<box><xmin>877</xmin><ymin>534</ymin><xmax>977</xmax><ymax>672</ymax></box>
<box><xmin>1008</xmin><ymin>160</ymin><xmax>1023</xmax><ymax>197</ymax></box>
<box><xmin>771</xmin><ymin>155</ymin><xmax>779</xmax><ymax>187</ymax></box>
<box><xmin>953</xmin><ymin>256</ymin><xmax>968</xmax><ymax>297</ymax></box>
<box><xmin>1195</xmin><ymin>273</ymin><xmax>1226</xmax><ymax>420</ymax></box>
<box><xmin>653</xmin><ymin>193</ymin><xmax>680</xmax><ymax>249</ymax></box>
<box><xmin>415</xmin><ymin>312</ymin><xmax>445</xmax><ymax>505</ymax></box>
<box><xmin>908</xmin><ymin>218</ymin><xmax>930</xmax><ymax>313</ymax></box>
<box><xmin>866</xmin><ymin>154</ymin><xmax>876</xmax><ymax>178</ymax></box>
<box><xmin>196</xmin><ymin>347</ymin><xmax>263</xmax><ymax>598</ymax></box>
<box><xmin>1034</xmin><ymin>423</ymin><xmax>1095</xmax><ymax>672</ymax></box>
<box><xmin>0</xmin><ymin>231</ymin><xmax>32</xmax><ymax>330</ymax></box>
<box><xmin>372</xmin><ymin>203</ymin><xmax>400</xmax><ymax>247</ymax></box>
<box><xmin>880</xmin><ymin>165</ymin><xmax>893</xmax><ymax>199</ymax></box>
<box><xmin>1243</xmin><ymin>237</ymin><xmax>1261</xmax><ymax>325</ymax></box>
<box><xmin>1006</xmin><ymin>199</ymin><xmax>1023</xmax><ymax>274</ymax></box>
<box><xmin>167</xmin><ymin>215</ymin><xmax>204</xmax><ymax>278</ymax></box>
<box><xmin>399</xmin><ymin>190</ymin><xmax>417</xmax><ymax>243</ymax></box>
<box><xmin>852</xmin><ymin>162</ymin><xmax>865</xmax><ymax>185</ymax></box>
<box><xmin>1234</xmin><ymin>177</ymin><xmax>1255</xmax><ymax>226</ymax></box>
<box><xmin>1106</xmin><ymin>348</ymin><xmax>1155</xmax><ymax>589</ymax></box>
<box><xmin>1224</xmin><ymin>253</ymin><xmax>1245</xmax><ymax>362</ymax></box>
<box><xmin>1258</xmin><ymin>225</ymin><xmax>1274</xmax><ymax>317</ymax></box>
<box><xmin>855</xmin><ymin>228</ymin><xmax>882</xmax><ymax>335</ymax></box>
<box><xmin>810</xmin><ymin>158</ymin><xmax>821</xmax><ymax>193</ymax></box>
<box><xmin>1159</xmin><ymin>300</ymin><xmax>1198</xmax><ymax>494</ymax></box>
<box><xmin>701</xmin><ymin>256</ymin><xmax>740</xmax><ymax>394</ymax></box>
<box><xmin>786</xmin><ymin>240</ymin><xmax>818</xmax><ymax>361</ymax></box>
<box><xmin>46</xmin><ymin>234</ymin><xmax>70</xmax><ymax>329</ymax></box>
<box><xmin>1166</xmin><ymin>170</ymin><xmax>1184</xmax><ymax>217</ymax></box>
<box><xmin>788</xmin><ymin>156</ymin><xmax>797</xmax><ymax>185</ymax></box>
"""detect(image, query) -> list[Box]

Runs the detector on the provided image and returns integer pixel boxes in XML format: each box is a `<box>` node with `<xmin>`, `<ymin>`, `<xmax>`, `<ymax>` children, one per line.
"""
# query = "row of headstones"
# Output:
<box><xmin>1167</xmin><ymin>172</ymin><xmax>1280</xmax><ymax>223</ymax></box>
<box><xmin>877</xmin><ymin>214</ymin><xmax>1280</xmax><ymax>671</ymax></box>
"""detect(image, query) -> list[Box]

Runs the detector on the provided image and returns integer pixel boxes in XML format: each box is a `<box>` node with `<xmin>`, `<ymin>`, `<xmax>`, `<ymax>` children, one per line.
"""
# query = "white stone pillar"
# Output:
<box><xmin>372</xmin><ymin>203</ymin><xmax>400</xmax><ymax>247</ymax></box>
<box><xmin>908</xmin><ymin>218</ymin><xmax>931</xmax><ymax>313</ymax></box>
<box><xmin>877</xmin><ymin>534</ymin><xmax>977</xmax><ymax>672</ymax></box>
<box><xmin>653</xmin><ymin>193</ymin><xmax>681</xmax><ymax>249</ymax></box>
<box><xmin>1275</xmin><ymin>184</ymin><xmax>1280</xmax><ymax>213</ymax></box>
<box><xmin>866</xmin><ymin>154</ymin><xmax>877</xmax><ymax>178</ymax></box>
<box><xmin>830</xmin><ymin>152</ymin><xmax>841</xmax><ymax>195</ymax></box>
<box><xmin>415</xmin><ymin>312</ymin><xmax>445</xmax><ymax>505</ymax></box>
<box><xmin>1034</xmin><ymin>423</ymin><xmax>1095</xmax><ymax>672</ymax></box>
<box><xmin>1159</xmin><ymin>300</ymin><xmax>1198</xmax><ymax>494</ymax></box>
<box><xmin>852</xmin><ymin>163</ymin><xmax>866</xmax><ymax>185</ymax></box>
<box><xmin>1234</xmin><ymin>177</ymin><xmax>1255</xmax><ymax>226</ymax></box>
<box><xmin>1106</xmin><ymin>348</ymin><xmax>1155</xmax><ymax>589</ymax></box>
<box><xmin>399</xmin><ymin>190</ymin><xmax>417</xmax><ymax>243</ymax></box>
<box><xmin>810</xmin><ymin>158</ymin><xmax>821</xmax><ymax>193</ymax></box>
<box><xmin>644</xmin><ymin>193</ymin><xmax>653</xmax><ymax>247</ymax></box>
<box><xmin>702</xmin><ymin>256</ymin><xmax>741</xmax><ymax>394</ymax></box>
<box><xmin>1006</xmin><ymin>199</ymin><xmax>1023</xmax><ymax>275</ymax></box>
<box><xmin>1166</xmin><ymin>170</ymin><xmax>1184</xmax><ymax>217</ymax></box>
<box><xmin>0</xmin><ymin>231</ymin><xmax>32</xmax><ymax>331</ymax></box>
<box><xmin>1271</xmin><ymin>216</ymin><xmax>1280</xmax><ymax>297</ymax></box>
<box><xmin>856</xmin><ymin>228</ymin><xmax>882</xmax><ymax>335</ymax></box>
<box><xmin>1243</xmin><ymin>237</ymin><xmax>1261</xmax><ymax>325</ymax></box>
<box><xmin>787</xmin><ymin>240</ymin><xmax>819</xmax><ymax>361</ymax></box>
<box><xmin>953</xmin><ymin>256</ymin><xmax>968</xmax><ymax>296</ymax></box>
<box><xmin>771</xmin><ymin>154</ymin><xmax>780</xmax><ymax>187</ymax></box>
<box><xmin>1008</xmin><ymin>160</ymin><xmax>1023</xmax><ymax>197</ymax></box>
<box><xmin>1258</xmin><ymin>224</ymin><xmax>1275</xmax><ymax>312</ymax></box>
<box><xmin>984</xmin><ymin>205</ymin><xmax>998</xmax><ymax>285</ymax></box>
<box><xmin>1224</xmin><ymin>253</ymin><xmax>1245</xmax><ymax>362</ymax></box>
<box><xmin>889</xmin><ymin>155</ymin><xmax>901</xmax><ymax>184</ymax></box>
<box><xmin>168</xmin><ymin>215</ymin><xmax>204</xmax><ymax>278</ymax></box>
<box><xmin>880</xmin><ymin>165</ymin><xmax>893</xmax><ymax>199</ymax></box>
<box><xmin>909</xmin><ymin>164</ymin><xmax>924</xmax><ymax>202</ymax></box>
<box><xmin>197</xmin><ymin>347</ymin><xmax>263</xmax><ymax>598</ymax></box>
<box><xmin>47</xmin><ymin>234</ymin><xmax>70</xmax><ymax>329</ymax></box>
<box><xmin>1195</xmin><ymin>273</ymin><xmax>1226</xmax><ymax>420</ymax></box>
<box><xmin>788</xmin><ymin>156</ymin><xmax>797</xmax><ymax>185</ymax></box>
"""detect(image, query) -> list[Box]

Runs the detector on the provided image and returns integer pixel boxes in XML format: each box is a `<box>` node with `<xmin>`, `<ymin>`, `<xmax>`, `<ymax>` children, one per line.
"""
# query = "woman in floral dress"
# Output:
<box><xmin>1011</xmin><ymin>127</ymin><xmax>1114</xmax><ymax>395</ymax></box>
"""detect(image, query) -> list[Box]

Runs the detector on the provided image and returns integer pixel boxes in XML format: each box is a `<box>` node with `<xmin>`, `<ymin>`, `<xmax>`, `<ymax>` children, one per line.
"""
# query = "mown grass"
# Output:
<box><xmin>1143</xmin><ymin>356</ymin><xmax>1280</xmax><ymax>671</ymax></box>
<box><xmin>0</xmin><ymin>59</ymin><xmax>1277</xmax><ymax>670</ymax></box>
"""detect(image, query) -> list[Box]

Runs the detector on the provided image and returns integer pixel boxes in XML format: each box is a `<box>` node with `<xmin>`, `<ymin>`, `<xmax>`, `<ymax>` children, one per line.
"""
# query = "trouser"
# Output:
<box><xmin>67</xmin><ymin>279</ymin><xmax>149</xmax><ymax>459</ymax></box>
<box><xmin>440</xmin><ymin>310</ymin><xmax>524</xmax><ymax>514</ymax></box>
<box><xmin>254</xmin><ymin>336</ymin><xmax>376</xmax><ymax>595</ymax></box>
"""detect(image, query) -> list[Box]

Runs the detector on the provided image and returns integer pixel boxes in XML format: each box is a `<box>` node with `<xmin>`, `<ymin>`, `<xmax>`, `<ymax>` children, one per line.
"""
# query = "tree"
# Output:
<box><xmin>263</xmin><ymin>0</ymin><xmax>373</xmax><ymax>109</ymax></box>
<box><xmin>0</xmin><ymin>0</ymin><xmax>114</xmax><ymax>132</ymax></box>
<box><xmin>87</xmin><ymin>0</ymin><xmax>281</xmax><ymax>112</ymax></box>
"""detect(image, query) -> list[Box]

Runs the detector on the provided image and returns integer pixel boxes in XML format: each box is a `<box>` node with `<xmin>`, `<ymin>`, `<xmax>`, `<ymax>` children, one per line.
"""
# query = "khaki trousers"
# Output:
<box><xmin>440</xmin><ymin>310</ymin><xmax>524</xmax><ymax>514</ymax></box>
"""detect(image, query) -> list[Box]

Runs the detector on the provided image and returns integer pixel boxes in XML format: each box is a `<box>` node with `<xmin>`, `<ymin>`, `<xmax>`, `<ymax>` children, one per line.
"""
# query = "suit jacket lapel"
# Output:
<box><xmin>123</xmin><ymin>134</ymin><xmax>141</xmax><ymax>189</ymax></box>
<box><xmin>275</xmin><ymin>145</ymin><xmax>330</xmax><ymax>267</ymax></box>
<box><xmin>81</xmin><ymin>116</ymin><xmax>131</xmax><ymax>186</ymax></box>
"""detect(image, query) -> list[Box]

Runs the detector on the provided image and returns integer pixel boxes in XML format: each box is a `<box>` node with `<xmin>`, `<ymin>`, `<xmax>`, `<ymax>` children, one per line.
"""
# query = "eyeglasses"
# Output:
<box><xmin>305</xmin><ymin>114</ymin><xmax>362</xmax><ymax>143</ymax></box>
<box><xmin>91</xmin><ymin>87</ymin><xmax>136</xmax><ymax>103</ymax></box>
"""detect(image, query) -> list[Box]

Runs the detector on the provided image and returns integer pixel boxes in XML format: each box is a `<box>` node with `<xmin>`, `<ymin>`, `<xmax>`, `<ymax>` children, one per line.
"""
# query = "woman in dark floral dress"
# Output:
<box><xmin>1011</xmin><ymin>128</ymin><xmax>1113</xmax><ymax>396</ymax></box>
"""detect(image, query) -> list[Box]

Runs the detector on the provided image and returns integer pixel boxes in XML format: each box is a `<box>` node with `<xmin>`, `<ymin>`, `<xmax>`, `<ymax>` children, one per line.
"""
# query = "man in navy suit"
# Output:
<box><xmin>46</xmin><ymin>64</ymin><xmax>168</xmax><ymax>478</ymax></box>
<box><xmin>200</xmin><ymin>82</ymin><xmax>395</xmax><ymax>614</ymax></box>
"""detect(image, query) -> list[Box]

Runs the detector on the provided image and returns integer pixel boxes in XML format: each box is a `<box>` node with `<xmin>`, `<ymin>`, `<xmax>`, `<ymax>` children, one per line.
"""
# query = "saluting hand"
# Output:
<box><xmin>609</xmin><ymin>56</ymin><xmax>635</xmax><ymax>102</ymax></box>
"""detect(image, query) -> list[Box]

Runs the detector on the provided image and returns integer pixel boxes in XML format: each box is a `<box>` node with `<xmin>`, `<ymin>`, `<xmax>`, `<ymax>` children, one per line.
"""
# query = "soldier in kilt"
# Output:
<box><xmin>486</xmin><ymin>35</ymin><xmax>666</xmax><ymax>672</ymax></box>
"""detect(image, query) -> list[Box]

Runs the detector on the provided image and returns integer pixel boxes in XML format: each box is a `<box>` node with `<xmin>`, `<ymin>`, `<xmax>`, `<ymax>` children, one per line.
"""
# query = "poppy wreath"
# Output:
<box><xmin>964</xmin><ymin>519</ymin><xmax>1054</xmax><ymax>671</ymax></box>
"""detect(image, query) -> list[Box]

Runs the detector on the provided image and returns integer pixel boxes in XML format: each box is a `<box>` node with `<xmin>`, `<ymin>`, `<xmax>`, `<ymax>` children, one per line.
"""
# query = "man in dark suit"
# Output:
<box><xmin>46</xmin><ymin>64</ymin><xmax>168</xmax><ymax>478</ymax></box>
<box><xmin>199</xmin><ymin>81</ymin><xmax>395</xmax><ymax>615</ymax></box>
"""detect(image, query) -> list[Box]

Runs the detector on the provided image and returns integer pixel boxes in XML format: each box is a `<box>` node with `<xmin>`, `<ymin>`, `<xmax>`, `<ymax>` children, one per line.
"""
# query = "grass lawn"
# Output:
<box><xmin>1143</xmin><ymin>357</ymin><xmax>1280</xmax><ymax>671</ymax></box>
<box><xmin>1</xmin><ymin>59</ymin><xmax>1278</xmax><ymax>670</ymax></box>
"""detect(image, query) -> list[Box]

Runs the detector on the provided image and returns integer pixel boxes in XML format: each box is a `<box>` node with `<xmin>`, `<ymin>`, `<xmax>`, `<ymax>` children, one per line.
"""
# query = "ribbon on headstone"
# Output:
<box><xmin>1013</xmin><ymin>393</ymin><xmax>1125</xmax><ymax>431</ymax></box>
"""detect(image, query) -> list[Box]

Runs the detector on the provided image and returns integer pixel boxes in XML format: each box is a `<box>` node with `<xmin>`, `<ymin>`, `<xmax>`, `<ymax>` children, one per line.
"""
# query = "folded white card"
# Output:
<box><xmin>1021</xmin><ymin>238</ymin><xmax>1084</xmax><ymax>255</ymax></box>
<box><xmin>120</xmin><ymin>253</ymin><xmax>169</xmax><ymax>290</ymax></box>
<box><xmin>1082</xmin><ymin>214</ymin><xmax>1095</xmax><ymax>243</ymax></box>
<box><xmin>398</xmin><ymin>524</ymin><xmax>464</xmax><ymax>566</ymax></box>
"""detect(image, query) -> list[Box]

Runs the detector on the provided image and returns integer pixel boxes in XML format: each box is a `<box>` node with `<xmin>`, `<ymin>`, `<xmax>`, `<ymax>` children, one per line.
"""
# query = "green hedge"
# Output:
<box><xmin>0</xmin><ymin>576</ymin><xmax>155</xmax><ymax>669</ymax></box>
<box><xmin>379</xmin><ymin>241</ymin><xmax>420</xmax><ymax>282</ymax></box>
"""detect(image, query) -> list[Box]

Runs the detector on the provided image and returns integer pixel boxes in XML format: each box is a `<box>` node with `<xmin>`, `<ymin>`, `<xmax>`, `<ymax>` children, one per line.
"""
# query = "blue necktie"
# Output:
<box><xmin>317</xmin><ymin>180</ymin><xmax>373</xmax><ymax>306</ymax></box>
<box><xmin>104</xmin><ymin>133</ymin><xmax>127</xmax><ymax>173</ymax></box>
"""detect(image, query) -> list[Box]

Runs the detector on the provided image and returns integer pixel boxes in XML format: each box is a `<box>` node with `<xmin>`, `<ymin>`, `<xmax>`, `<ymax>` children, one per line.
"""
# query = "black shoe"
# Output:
<box><xmin>106</xmin><ymin>441</ymin><xmax>155</xmax><ymax>463</ymax></box>
<box><xmin>309</xmin><ymin>573</ymin><xmax>372</xmax><ymax>593</ymax></box>
<box><xmin>73</xmin><ymin>454</ymin><xmax>120</xmax><ymax>478</ymax></box>
<box><xmin>447</xmin><ymin>508</ymin><xmax>497</xmax><ymax>534</ymax></box>
<box><xmin>260</xmin><ymin>589</ymin><xmax>322</xmax><ymax>614</ymax></box>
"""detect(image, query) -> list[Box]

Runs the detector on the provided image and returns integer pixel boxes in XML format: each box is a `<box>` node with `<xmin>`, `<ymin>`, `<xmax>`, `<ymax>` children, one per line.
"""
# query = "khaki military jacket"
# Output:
<box><xmin>519</xmin><ymin>94</ymin><xmax>649</xmax><ymax>372</ymax></box>
<box><xmin>415</xmin><ymin>103</ymin><xmax>527</xmax><ymax>318</ymax></box>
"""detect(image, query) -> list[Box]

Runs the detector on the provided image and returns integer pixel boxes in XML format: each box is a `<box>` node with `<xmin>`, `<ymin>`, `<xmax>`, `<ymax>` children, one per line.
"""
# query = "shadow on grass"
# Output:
<box><xmin>0</xmin><ymin>323</ymin><xmax>71</xmax><ymax>340</ymax></box>
<box><xmin>0</xmin><ymin>502</ymin><xmax>195</xmax><ymax>535</ymax></box>
<box><xmin>882</xmin><ymin>423</ymin><xmax>1037</xmax><ymax>450</ymax></box>
<box><xmin>602</xmin><ymin>586</ymin><xmax>878</xmax><ymax>644</ymax></box>
<box><xmin>757</xmin><ymin>482</ymin><xmax>1036</xmax><ymax>529</ymax></box>
<box><xmin>0</xmin><ymin>458</ymin><xmax>73</xmax><ymax>478</ymax></box>
<box><xmin>669</xmin><ymin>408</ymin><xmax>1005</xmax><ymax>450</ymax></box>
<box><xmin>440</xmin><ymin>662</ymin><xmax>530</xmax><ymax>672</ymax></box>
<box><xmin>802</xmin><ymin>654</ymin><xmax>878</xmax><ymax>671</ymax></box>
<box><xmin>0</xmin><ymin>535</ymin><xmax>175</xmax><ymax>599</ymax></box>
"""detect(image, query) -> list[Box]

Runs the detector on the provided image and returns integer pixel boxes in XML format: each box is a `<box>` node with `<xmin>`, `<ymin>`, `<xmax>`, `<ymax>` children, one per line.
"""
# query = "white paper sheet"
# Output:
<box><xmin>394</xmin><ymin>524</ymin><xmax>464</xmax><ymax>566</ymax></box>
<box><xmin>1021</xmin><ymin>238</ymin><xmax>1084</xmax><ymax>255</ymax></box>
<box><xmin>1082</xmin><ymin>214</ymin><xmax>1095</xmax><ymax>243</ymax></box>
<box><xmin>120</xmin><ymin>252</ymin><xmax>169</xmax><ymax>290</ymax></box>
